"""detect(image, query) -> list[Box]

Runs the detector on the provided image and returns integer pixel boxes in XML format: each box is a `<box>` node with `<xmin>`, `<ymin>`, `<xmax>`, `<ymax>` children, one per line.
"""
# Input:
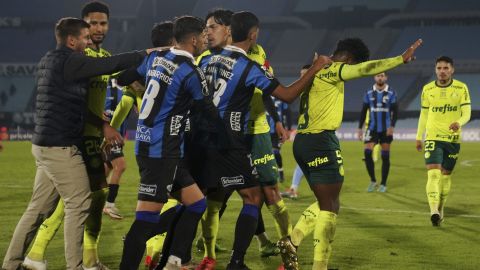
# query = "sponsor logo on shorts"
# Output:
<box><xmin>170</xmin><ymin>115</ymin><xmax>183</xmax><ymax>136</ymax></box>
<box><xmin>448</xmin><ymin>153</ymin><xmax>459</xmax><ymax>159</ymax></box>
<box><xmin>230</xmin><ymin>112</ymin><xmax>242</xmax><ymax>131</ymax></box>
<box><xmin>307</xmin><ymin>156</ymin><xmax>329</xmax><ymax>167</ymax></box>
<box><xmin>220</xmin><ymin>175</ymin><xmax>245</xmax><ymax>187</ymax></box>
<box><xmin>138</xmin><ymin>184</ymin><xmax>157</xmax><ymax>196</ymax></box>
<box><xmin>253</xmin><ymin>154</ymin><xmax>275</xmax><ymax>165</ymax></box>
<box><xmin>136</xmin><ymin>125</ymin><xmax>151</xmax><ymax>142</ymax></box>
<box><xmin>110</xmin><ymin>144</ymin><xmax>122</xmax><ymax>155</ymax></box>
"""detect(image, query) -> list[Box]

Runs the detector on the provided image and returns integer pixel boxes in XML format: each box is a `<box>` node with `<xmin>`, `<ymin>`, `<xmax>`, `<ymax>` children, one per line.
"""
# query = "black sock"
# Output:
<box><xmin>219</xmin><ymin>202</ymin><xmax>228</xmax><ymax>219</ymax></box>
<box><xmin>153</xmin><ymin>206</ymin><xmax>179</xmax><ymax>235</ymax></box>
<box><xmin>381</xmin><ymin>150</ymin><xmax>390</xmax><ymax>186</ymax></box>
<box><xmin>219</xmin><ymin>190</ymin><xmax>234</xmax><ymax>219</ymax></box>
<box><xmin>169</xmin><ymin>199</ymin><xmax>206</xmax><ymax>261</ymax></box>
<box><xmin>156</xmin><ymin>207</ymin><xmax>185</xmax><ymax>269</ymax></box>
<box><xmin>255</xmin><ymin>211</ymin><xmax>266</xmax><ymax>235</ymax></box>
<box><xmin>231</xmin><ymin>204</ymin><xmax>259</xmax><ymax>265</ymax></box>
<box><xmin>364</xmin><ymin>149</ymin><xmax>376</xmax><ymax>182</ymax></box>
<box><xmin>107</xmin><ymin>184</ymin><xmax>119</xmax><ymax>203</ymax></box>
<box><xmin>120</xmin><ymin>219</ymin><xmax>156</xmax><ymax>270</ymax></box>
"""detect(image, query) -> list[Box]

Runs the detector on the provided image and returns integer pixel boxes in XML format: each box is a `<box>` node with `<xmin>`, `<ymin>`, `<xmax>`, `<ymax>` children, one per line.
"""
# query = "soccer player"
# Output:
<box><xmin>118</xmin><ymin>16</ymin><xmax>215</xmax><ymax>270</ymax></box>
<box><xmin>277</xmin><ymin>38</ymin><xmax>422</xmax><ymax>270</ymax></box>
<box><xmin>197</xmin><ymin>11</ymin><xmax>331</xmax><ymax>270</ymax></box>
<box><xmin>192</xmin><ymin>10</ymin><xmax>286</xmax><ymax>269</ymax></box>
<box><xmin>108</xmin><ymin>21</ymin><xmax>176</xmax><ymax>269</ymax></box>
<box><xmin>415</xmin><ymin>56</ymin><xmax>471</xmax><ymax>226</ymax></box>
<box><xmin>2</xmin><ymin>16</ymin><xmax>147</xmax><ymax>270</ymax></box>
<box><xmin>357</xmin><ymin>72</ymin><xmax>398</xmax><ymax>192</ymax></box>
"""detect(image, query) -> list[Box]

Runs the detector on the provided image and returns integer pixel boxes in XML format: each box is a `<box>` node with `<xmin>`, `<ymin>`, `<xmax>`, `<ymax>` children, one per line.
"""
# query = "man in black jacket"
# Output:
<box><xmin>2</xmin><ymin>17</ymin><xmax>150</xmax><ymax>270</ymax></box>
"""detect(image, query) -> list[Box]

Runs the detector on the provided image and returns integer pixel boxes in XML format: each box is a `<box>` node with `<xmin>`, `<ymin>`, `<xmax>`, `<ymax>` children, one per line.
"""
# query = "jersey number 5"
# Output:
<box><xmin>139</xmin><ymin>80</ymin><xmax>160</xmax><ymax>120</ymax></box>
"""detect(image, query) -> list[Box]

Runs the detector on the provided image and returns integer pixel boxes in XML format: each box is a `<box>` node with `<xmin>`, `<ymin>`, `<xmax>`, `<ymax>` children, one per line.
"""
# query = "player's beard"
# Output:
<box><xmin>91</xmin><ymin>34</ymin><xmax>105</xmax><ymax>46</ymax></box>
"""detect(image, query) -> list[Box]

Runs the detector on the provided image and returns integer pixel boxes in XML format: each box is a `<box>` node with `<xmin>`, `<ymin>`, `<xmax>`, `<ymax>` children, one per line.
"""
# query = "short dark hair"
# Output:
<box><xmin>55</xmin><ymin>17</ymin><xmax>90</xmax><ymax>45</ymax></box>
<box><xmin>436</xmin><ymin>55</ymin><xmax>454</xmax><ymax>66</ymax></box>
<box><xmin>81</xmin><ymin>1</ymin><xmax>110</xmax><ymax>18</ymax></box>
<box><xmin>173</xmin><ymin>16</ymin><xmax>205</xmax><ymax>43</ymax></box>
<box><xmin>302</xmin><ymin>64</ymin><xmax>311</xmax><ymax>70</ymax></box>
<box><xmin>333</xmin><ymin>38</ymin><xmax>370</xmax><ymax>63</ymax></box>
<box><xmin>206</xmin><ymin>9</ymin><xmax>234</xmax><ymax>26</ymax></box>
<box><xmin>151</xmin><ymin>21</ymin><xmax>174</xmax><ymax>47</ymax></box>
<box><xmin>231</xmin><ymin>11</ymin><xmax>259</xmax><ymax>42</ymax></box>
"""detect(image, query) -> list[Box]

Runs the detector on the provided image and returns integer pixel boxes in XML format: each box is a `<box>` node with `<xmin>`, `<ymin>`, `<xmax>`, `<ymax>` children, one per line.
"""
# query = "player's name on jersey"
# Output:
<box><xmin>147</xmin><ymin>69</ymin><xmax>173</xmax><ymax>85</ymax></box>
<box><xmin>205</xmin><ymin>65</ymin><xmax>234</xmax><ymax>80</ymax></box>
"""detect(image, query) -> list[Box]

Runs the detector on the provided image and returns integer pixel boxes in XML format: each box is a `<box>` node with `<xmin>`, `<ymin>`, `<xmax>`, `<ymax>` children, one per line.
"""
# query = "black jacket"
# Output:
<box><xmin>32</xmin><ymin>45</ymin><xmax>146</xmax><ymax>147</ymax></box>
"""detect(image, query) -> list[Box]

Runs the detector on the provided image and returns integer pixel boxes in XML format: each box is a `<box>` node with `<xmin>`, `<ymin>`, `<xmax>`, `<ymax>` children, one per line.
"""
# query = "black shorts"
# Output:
<box><xmin>80</xmin><ymin>136</ymin><xmax>106</xmax><ymax>191</ymax></box>
<box><xmin>192</xmin><ymin>146</ymin><xmax>259</xmax><ymax>191</ymax></box>
<box><xmin>103</xmin><ymin>143</ymin><xmax>124</xmax><ymax>163</ymax></box>
<box><xmin>136</xmin><ymin>156</ymin><xmax>195</xmax><ymax>203</ymax></box>
<box><xmin>270</xmin><ymin>133</ymin><xmax>281</xmax><ymax>150</ymax></box>
<box><xmin>364</xmin><ymin>130</ymin><xmax>393</xmax><ymax>144</ymax></box>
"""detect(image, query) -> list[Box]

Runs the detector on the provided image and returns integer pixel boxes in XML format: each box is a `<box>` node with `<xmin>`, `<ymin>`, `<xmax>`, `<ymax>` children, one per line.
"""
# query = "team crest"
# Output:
<box><xmin>424</xmin><ymin>152</ymin><xmax>431</xmax><ymax>159</ymax></box>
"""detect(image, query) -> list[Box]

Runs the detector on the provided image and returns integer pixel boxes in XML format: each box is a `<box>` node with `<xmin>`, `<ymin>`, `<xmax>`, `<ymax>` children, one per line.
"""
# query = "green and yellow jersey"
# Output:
<box><xmin>110</xmin><ymin>85</ymin><xmax>144</xmax><ymax>130</ymax></box>
<box><xmin>83</xmin><ymin>47</ymin><xmax>111</xmax><ymax>137</ymax></box>
<box><xmin>246</xmin><ymin>44</ymin><xmax>273</xmax><ymax>135</ymax></box>
<box><xmin>416</xmin><ymin>79</ymin><xmax>471</xmax><ymax>143</ymax></box>
<box><xmin>196</xmin><ymin>44</ymin><xmax>273</xmax><ymax>135</ymax></box>
<box><xmin>297</xmin><ymin>56</ymin><xmax>404</xmax><ymax>134</ymax></box>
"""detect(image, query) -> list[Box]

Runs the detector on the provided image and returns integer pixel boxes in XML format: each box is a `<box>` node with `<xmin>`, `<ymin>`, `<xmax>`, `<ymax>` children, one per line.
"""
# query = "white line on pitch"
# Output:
<box><xmin>340</xmin><ymin>206</ymin><xmax>480</xmax><ymax>219</ymax></box>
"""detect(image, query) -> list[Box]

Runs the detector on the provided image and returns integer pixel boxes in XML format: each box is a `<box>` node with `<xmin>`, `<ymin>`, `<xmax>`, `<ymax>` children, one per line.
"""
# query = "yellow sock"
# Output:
<box><xmin>426</xmin><ymin>169</ymin><xmax>441</xmax><ymax>215</ymax></box>
<box><xmin>27</xmin><ymin>200</ymin><xmax>65</xmax><ymax>261</ymax></box>
<box><xmin>372</xmin><ymin>144</ymin><xmax>380</xmax><ymax>162</ymax></box>
<box><xmin>83</xmin><ymin>189</ymin><xmax>107</xmax><ymax>267</ymax></box>
<box><xmin>291</xmin><ymin>202</ymin><xmax>320</xmax><ymax>246</ymax></box>
<box><xmin>151</xmin><ymin>233</ymin><xmax>166</xmax><ymax>263</ymax></box>
<box><xmin>201</xmin><ymin>199</ymin><xmax>222</xmax><ymax>259</ymax></box>
<box><xmin>439</xmin><ymin>174</ymin><xmax>452</xmax><ymax>218</ymax></box>
<box><xmin>267</xmin><ymin>199</ymin><xmax>292</xmax><ymax>238</ymax></box>
<box><xmin>312</xmin><ymin>210</ymin><xmax>337</xmax><ymax>270</ymax></box>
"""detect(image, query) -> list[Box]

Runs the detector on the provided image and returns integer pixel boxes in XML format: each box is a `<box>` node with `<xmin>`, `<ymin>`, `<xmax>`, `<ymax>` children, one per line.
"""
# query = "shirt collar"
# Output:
<box><xmin>225</xmin><ymin>45</ymin><xmax>247</xmax><ymax>56</ymax></box>
<box><xmin>373</xmin><ymin>84</ymin><xmax>389</xmax><ymax>92</ymax></box>
<box><xmin>170</xmin><ymin>47</ymin><xmax>194</xmax><ymax>61</ymax></box>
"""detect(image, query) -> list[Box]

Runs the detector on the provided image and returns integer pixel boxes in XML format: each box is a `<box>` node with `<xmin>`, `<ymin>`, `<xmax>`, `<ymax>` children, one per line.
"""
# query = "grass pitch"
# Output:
<box><xmin>1</xmin><ymin>140</ymin><xmax>479</xmax><ymax>269</ymax></box>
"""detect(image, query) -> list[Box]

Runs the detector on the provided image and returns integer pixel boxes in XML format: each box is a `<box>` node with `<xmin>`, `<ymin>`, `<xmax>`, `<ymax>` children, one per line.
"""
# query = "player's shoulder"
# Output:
<box><xmin>247</xmin><ymin>44</ymin><xmax>267</xmax><ymax>65</ymax></box>
<box><xmin>423</xmin><ymin>80</ymin><xmax>437</xmax><ymax>91</ymax></box>
<box><xmin>451</xmin><ymin>79</ymin><xmax>468</xmax><ymax>90</ymax></box>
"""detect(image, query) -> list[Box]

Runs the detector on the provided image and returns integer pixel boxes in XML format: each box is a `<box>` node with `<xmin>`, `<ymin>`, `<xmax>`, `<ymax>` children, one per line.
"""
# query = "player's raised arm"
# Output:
<box><xmin>341</xmin><ymin>39</ymin><xmax>422</xmax><ymax>81</ymax></box>
<box><xmin>271</xmin><ymin>55</ymin><xmax>332</xmax><ymax>103</ymax></box>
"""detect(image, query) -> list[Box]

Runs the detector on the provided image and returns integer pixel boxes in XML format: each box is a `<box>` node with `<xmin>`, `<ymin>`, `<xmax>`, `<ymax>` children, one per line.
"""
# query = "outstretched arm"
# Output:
<box><xmin>341</xmin><ymin>39</ymin><xmax>422</xmax><ymax>81</ymax></box>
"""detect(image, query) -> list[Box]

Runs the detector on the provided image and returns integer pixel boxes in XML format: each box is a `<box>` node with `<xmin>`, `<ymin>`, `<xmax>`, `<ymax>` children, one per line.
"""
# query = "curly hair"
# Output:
<box><xmin>333</xmin><ymin>38</ymin><xmax>370</xmax><ymax>63</ymax></box>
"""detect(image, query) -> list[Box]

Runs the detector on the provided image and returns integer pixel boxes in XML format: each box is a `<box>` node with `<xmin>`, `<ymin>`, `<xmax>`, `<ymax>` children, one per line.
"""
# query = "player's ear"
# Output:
<box><xmin>191</xmin><ymin>34</ymin><xmax>198</xmax><ymax>47</ymax></box>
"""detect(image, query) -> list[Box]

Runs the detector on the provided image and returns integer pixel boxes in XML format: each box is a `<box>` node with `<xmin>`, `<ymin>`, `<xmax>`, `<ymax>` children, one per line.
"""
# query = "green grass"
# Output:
<box><xmin>1</xmin><ymin>140</ymin><xmax>479</xmax><ymax>269</ymax></box>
